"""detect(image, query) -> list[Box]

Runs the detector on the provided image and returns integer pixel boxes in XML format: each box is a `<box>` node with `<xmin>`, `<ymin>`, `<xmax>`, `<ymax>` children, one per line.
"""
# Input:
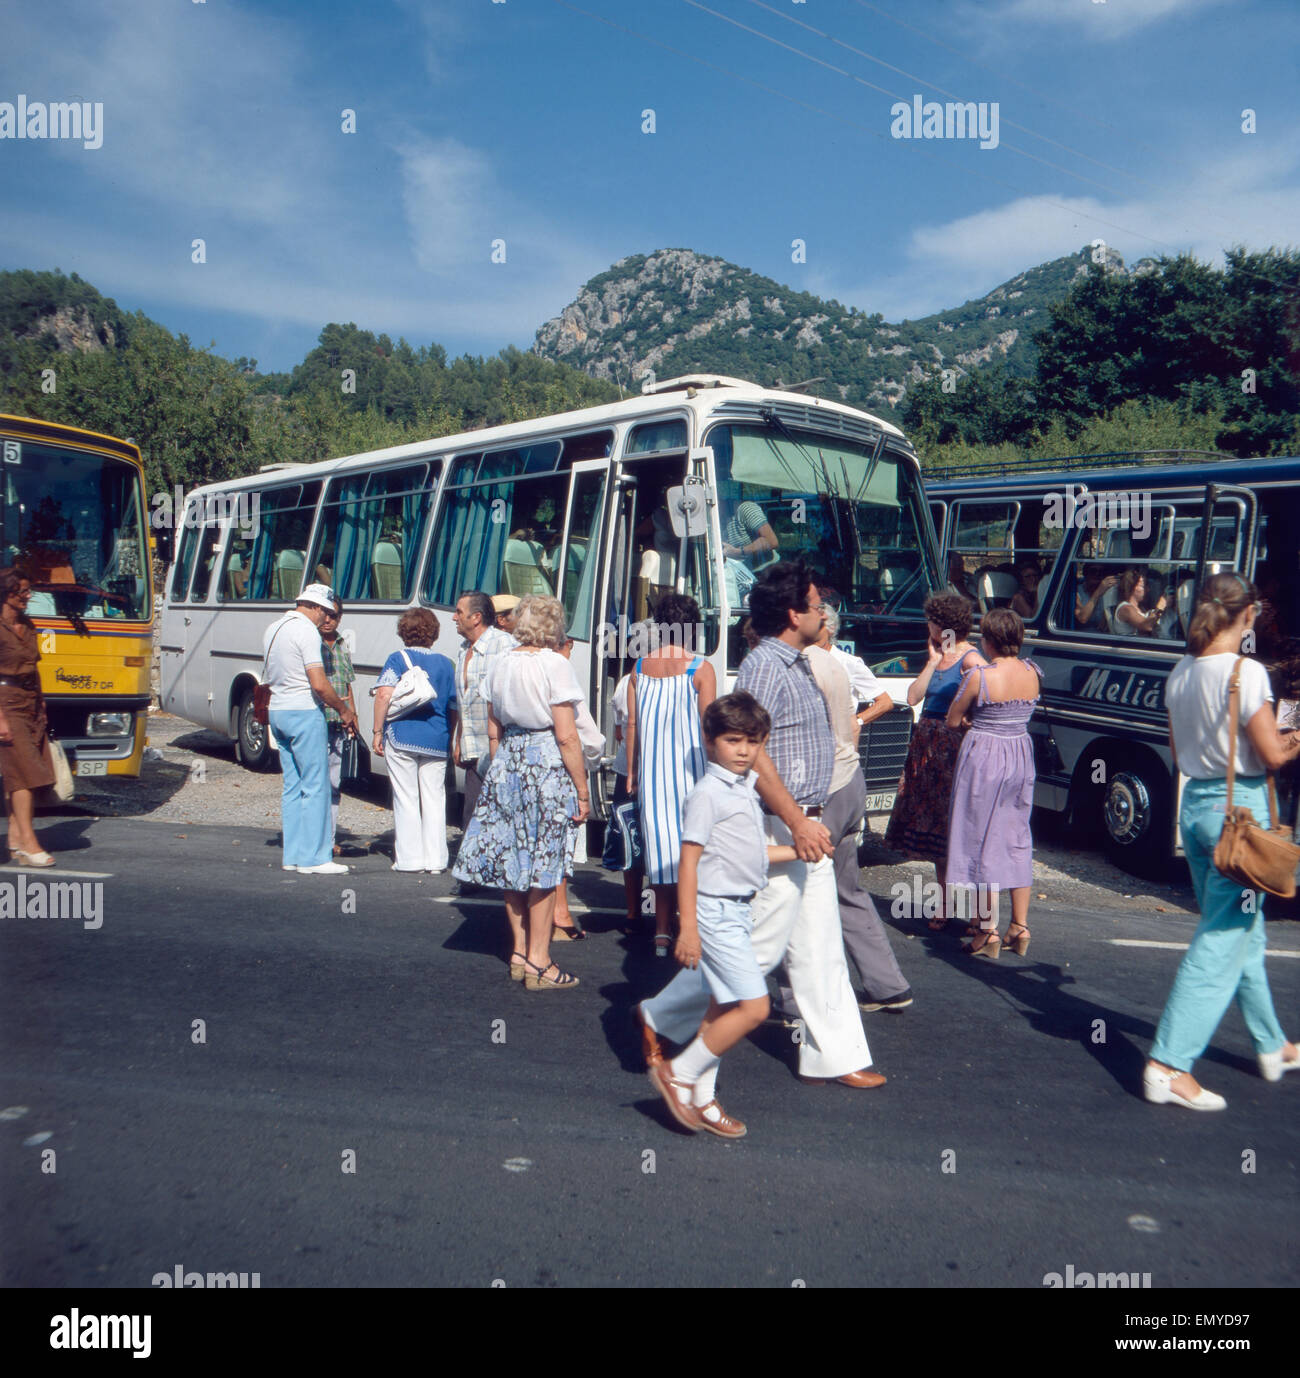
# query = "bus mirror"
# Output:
<box><xmin>667</xmin><ymin>478</ymin><xmax>710</xmax><ymax>538</ymax></box>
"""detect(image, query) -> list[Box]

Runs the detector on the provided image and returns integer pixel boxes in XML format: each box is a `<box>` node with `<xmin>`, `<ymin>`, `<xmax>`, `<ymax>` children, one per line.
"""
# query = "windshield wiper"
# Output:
<box><xmin>759</xmin><ymin>408</ymin><xmax>845</xmax><ymax>557</ymax></box>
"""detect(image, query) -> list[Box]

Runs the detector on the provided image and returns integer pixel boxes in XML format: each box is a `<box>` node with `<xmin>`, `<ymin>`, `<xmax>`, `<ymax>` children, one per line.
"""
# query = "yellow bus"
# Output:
<box><xmin>0</xmin><ymin>414</ymin><xmax>153</xmax><ymax>778</ymax></box>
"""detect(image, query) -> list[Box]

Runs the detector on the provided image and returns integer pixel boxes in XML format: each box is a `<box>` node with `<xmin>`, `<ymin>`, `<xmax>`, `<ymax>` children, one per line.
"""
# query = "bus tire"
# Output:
<box><xmin>234</xmin><ymin>688</ymin><xmax>275</xmax><ymax>772</ymax></box>
<box><xmin>1100</xmin><ymin>758</ymin><xmax>1172</xmax><ymax>878</ymax></box>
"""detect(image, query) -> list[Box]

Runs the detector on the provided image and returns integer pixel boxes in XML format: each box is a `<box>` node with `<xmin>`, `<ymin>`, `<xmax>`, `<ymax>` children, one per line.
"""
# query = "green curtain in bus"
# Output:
<box><xmin>430</xmin><ymin>485</ymin><xmax>510</xmax><ymax>603</ymax></box>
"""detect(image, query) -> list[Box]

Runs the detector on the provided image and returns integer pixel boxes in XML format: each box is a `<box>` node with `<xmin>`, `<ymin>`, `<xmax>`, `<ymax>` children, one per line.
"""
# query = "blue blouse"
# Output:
<box><xmin>922</xmin><ymin>651</ymin><xmax>979</xmax><ymax>718</ymax></box>
<box><xmin>377</xmin><ymin>648</ymin><xmax>457</xmax><ymax>756</ymax></box>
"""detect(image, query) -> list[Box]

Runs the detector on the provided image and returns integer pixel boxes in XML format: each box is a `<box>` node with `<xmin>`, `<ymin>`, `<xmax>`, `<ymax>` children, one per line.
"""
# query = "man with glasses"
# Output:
<box><xmin>639</xmin><ymin>558</ymin><xmax>885</xmax><ymax>1094</ymax></box>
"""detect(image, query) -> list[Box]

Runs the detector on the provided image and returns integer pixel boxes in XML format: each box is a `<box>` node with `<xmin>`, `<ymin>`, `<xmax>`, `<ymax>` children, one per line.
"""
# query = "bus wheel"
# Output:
<box><xmin>234</xmin><ymin>689</ymin><xmax>274</xmax><ymax>772</ymax></box>
<box><xmin>1101</xmin><ymin>764</ymin><xmax>1171</xmax><ymax>878</ymax></box>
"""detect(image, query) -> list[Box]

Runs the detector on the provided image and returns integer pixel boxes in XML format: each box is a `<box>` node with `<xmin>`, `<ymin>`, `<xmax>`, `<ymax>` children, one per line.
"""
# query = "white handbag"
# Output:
<box><xmin>381</xmin><ymin>649</ymin><xmax>436</xmax><ymax>720</ymax></box>
<box><xmin>47</xmin><ymin>737</ymin><xmax>75</xmax><ymax>802</ymax></box>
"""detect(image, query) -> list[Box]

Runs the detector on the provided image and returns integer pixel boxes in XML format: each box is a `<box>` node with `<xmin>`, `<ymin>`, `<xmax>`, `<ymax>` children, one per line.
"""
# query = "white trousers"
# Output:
<box><xmin>643</xmin><ymin>816</ymin><xmax>871</xmax><ymax>1079</ymax></box>
<box><xmin>387</xmin><ymin>746</ymin><xmax>448</xmax><ymax>871</ymax></box>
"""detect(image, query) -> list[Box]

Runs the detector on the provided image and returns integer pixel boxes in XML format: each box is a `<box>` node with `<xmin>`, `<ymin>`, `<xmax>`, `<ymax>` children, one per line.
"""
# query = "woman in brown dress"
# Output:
<box><xmin>884</xmin><ymin>593</ymin><xmax>984</xmax><ymax>930</ymax></box>
<box><xmin>0</xmin><ymin>567</ymin><xmax>57</xmax><ymax>866</ymax></box>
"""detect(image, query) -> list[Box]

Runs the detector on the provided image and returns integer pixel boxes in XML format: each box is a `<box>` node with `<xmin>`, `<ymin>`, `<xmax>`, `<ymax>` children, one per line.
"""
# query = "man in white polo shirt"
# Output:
<box><xmin>263</xmin><ymin>584</ymin><xmax>357</xmax><ymax>875</ymax></box>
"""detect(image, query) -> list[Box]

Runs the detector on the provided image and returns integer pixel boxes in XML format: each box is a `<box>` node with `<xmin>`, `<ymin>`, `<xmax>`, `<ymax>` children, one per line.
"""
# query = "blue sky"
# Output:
<box><xmin>3</xmin><ymin>0</ymin><xmax>1297</xmax><ymax>373</ymax></box>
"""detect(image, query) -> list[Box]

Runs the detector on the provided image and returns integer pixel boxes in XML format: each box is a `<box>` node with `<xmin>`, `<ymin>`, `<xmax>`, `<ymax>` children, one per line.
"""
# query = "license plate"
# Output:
<box><xmin>863</xmin><ymin>792</ymin><xmax>895</xmax><ymax>812</ymax></box>
<box><xmin>75</xmin><ymin>760</ymin><xmax>108</xmax><ymax>776</ymax></box>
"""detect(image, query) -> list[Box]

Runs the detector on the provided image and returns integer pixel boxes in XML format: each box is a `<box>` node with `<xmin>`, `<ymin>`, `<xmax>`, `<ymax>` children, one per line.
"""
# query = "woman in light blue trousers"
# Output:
<box><xmin>1145</xmin><ymin>573</ymin><xmax>1300</xmax><ymax>1111</ymax></box>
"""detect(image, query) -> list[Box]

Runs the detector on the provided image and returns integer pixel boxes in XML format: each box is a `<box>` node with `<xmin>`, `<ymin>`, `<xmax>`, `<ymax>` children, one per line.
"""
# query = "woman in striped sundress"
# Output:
<box><xmin>625</xmin><ymin>593</ymin><xmax>715</xmax><ymax>955</ymax></box>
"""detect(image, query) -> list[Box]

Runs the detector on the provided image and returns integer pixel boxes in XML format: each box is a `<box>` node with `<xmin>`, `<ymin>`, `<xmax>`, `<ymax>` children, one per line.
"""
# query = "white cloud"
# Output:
<box><xmin>987</xmin><ymin>0</ymin><xmax>1226</xmax><ymax>39</ymax></box>
<box><xmin>812</xmin><ymin>147</ymin><xmax>1300</xmax><ymax>323</ymax></box>
<box><xmin>399</xmin><ymin>140</ymin><xmax>500</xmax><ymax>273</ymax></box>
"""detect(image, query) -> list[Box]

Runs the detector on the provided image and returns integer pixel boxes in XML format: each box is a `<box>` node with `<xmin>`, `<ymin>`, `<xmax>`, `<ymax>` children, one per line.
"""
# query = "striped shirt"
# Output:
<box><xmin>735</xmin><ymin>637</ymin><xmax>834</xmax><ymax>806</ymax></box>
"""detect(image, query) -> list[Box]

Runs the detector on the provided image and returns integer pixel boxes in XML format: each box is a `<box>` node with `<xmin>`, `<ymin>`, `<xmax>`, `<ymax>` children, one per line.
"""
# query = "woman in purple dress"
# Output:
<box><xmin>884</xmin><ymin>593</ymin><xmax>985</xmax><ymax>931</ymax></box>
<box><xmin>945</xmin><ymin>608</ymin><xmax>1042</xmax><ymax>959</ymax></box>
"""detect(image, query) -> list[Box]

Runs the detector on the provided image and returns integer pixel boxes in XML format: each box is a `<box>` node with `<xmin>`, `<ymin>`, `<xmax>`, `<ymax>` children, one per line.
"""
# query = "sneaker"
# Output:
<box><xmin>859</xmin><ymin>989</ymin><xmax>913</xmax><ymax>1013</ymax></box>
<box><xmin>282</xmin><ymin>865</ymin><xmax>299</xmax><ymax>872</ymax></box>
<box><xmin>297</xmin><ymin>861</ymin><xmax>349</xmax><ymax>875</ymax></box>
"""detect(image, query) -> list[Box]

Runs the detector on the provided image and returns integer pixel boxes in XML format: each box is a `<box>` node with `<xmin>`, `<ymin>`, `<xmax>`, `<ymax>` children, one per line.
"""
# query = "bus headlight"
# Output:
<box><xmin>86</xmin><ymin>712</ymin><xmax>132</xmax><ymax>736</ymax></box>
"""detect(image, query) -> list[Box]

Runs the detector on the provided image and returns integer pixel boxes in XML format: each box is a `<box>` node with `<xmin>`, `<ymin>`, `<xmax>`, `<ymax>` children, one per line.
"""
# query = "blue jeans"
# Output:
<box><xmin>1150</xmin><ymin>776</ymin><xmax>1288</xmax><ymax>1073</ymax></box>
<box><xmin>270</xmin><ymin>708</ymin><xmax>331</xmax><ymax>868</ymax></box>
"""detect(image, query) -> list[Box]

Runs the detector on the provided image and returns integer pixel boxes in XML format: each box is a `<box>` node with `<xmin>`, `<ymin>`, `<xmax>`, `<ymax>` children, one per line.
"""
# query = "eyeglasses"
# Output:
<box><xmin>807</xmin><ymin>602</ymin><xmax>827</xmax><ymax>613</ymax></box>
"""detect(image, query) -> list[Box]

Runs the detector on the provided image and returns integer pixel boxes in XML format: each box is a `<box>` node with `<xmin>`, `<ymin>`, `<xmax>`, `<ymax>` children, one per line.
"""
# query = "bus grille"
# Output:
<box><xmin>859</xmin><ymin>706</ymin><xmax>913</xmax><ymax>793</ymax></box>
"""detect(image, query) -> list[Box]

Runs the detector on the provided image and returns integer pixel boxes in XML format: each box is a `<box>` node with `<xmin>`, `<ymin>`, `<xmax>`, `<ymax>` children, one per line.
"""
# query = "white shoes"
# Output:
<box><xmin>1258</xmin><ymin>1047</ymin><xmax>1300</xmax><ymax>1082</ymax></box>
<box><xmin>1143</xmin><ymin>1065</ymin><xmax>1226</xmax><ymax>1111</ymax></box>
<box><xmin>297</xmin><ymin>861</ymin><xmax>349</xmax><ymax>875</ymax></box>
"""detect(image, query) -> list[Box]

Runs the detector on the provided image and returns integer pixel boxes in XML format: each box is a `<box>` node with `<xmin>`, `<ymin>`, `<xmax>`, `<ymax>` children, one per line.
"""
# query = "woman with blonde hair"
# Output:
<box><xmin>1144</xmin><ymin>573</ymin><xmax>1300</xmax><ymax>1110</ymax></box>
<box><xmin>453</xmin><ymin>595</ymin><xmax>591</xmax><ymax>990</ymax></box>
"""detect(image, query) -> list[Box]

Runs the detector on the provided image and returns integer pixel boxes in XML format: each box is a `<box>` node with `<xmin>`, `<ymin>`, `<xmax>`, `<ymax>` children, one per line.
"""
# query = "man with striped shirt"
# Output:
<box><xmin>639</xmin><ymin>558</ymin><xmax>883</xmax><ymax>1089</ymax></box>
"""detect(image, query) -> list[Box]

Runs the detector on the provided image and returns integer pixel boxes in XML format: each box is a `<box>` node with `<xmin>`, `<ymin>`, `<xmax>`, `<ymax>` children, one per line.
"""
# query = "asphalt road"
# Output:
<box><xmin>2</xmin><ymin>814</ymin><xmax>1296</xmax><ymax>1291</ymax></box>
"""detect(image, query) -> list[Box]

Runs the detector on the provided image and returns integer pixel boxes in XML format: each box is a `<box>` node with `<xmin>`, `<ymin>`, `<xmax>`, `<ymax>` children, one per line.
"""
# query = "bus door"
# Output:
<box><xmin>159</xmin><ymin>500</ymin><xmax>223</xmax><ymax>724</ymax></box>
<box><xmin>555</xmin><ymin>458</ymin><xmax>612</xmax><ymax>773</ymax></box>
<box><xmin>177</xmin><ymin>515</ymin><xmax>229</xmax><ymax>729</ymax></box>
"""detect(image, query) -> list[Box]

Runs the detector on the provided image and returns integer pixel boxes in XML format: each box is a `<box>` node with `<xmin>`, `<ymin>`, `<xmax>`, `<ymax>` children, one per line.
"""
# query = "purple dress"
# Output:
<box><xmin>946</xmin><ymin>661</ymin><xmax>1042</xmax><ymax>890</ymax></box>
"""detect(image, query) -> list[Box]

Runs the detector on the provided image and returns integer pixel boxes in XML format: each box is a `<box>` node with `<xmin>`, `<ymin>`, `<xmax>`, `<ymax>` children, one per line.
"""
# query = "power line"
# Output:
<box><xmin>549</xmin><ymin>0</ymin><xmax>1296</xmax><ymax>296</ymax></box>
<box><xmin>682</xmin><ymin>0</ymin><xmax>1297</xmax><ymax>293</ymax></box>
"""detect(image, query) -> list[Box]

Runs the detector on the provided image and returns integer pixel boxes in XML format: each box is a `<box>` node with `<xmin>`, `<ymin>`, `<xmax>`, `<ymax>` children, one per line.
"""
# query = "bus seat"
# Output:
<box><xmin>504</xmin><ymin>562</ymin><xmax>552</xmax><ymax>597</ymax></box>
<box><xmin>1100</xmin><ymin>584</ymin><xmax>1121</xmax><ymax>632</ymax></box>
<box><xmin>371</xmin><ymin>541</ymin><xmax>402</xmax><ymax>599</ymax></box>
<box><xmin>272</xmin><ymin>549</ymin><xmax>305</xmax><ymax>600</ymax></box>
<box><xmin>976</xmin><ymin>570</ymin><xmax>1018</xmax><ymax>614</ymax></box>
<box><xmin>1177</xmin><ymin>579</ymin><xmax>1195</xmax><ymax>637</ymax></box>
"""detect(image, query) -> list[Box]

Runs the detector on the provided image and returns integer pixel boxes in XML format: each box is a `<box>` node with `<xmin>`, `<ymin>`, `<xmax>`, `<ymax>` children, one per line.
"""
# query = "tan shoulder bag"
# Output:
<box><xmin>1211</xmin><ymin>657</ymin><xmax>1300</xmax><ymax>898</ymax></box>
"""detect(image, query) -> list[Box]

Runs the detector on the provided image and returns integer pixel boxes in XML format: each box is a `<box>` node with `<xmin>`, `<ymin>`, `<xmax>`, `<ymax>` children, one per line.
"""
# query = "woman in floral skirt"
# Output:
<box><xmin>884</xmin><ymin>593</ymin><xmax>985</xmax><ymax>931</ymax></box>
<box><xmin>452</xmin><ymin>595</ymin><xmax>591</xmax><ymax>990</ymax></box>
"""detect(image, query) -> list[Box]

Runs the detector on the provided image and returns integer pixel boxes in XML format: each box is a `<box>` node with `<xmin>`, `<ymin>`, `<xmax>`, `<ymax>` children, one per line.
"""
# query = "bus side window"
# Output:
<box><xmin>170</xmin><ymin>511</ymin><xmax>202</xmax><ymax>602</ymax></box>
<box><xmin>311</xmin><ymin>464</ymin><xmax>435</xmax><ymax>602</ymax></box>
<box><xmin>424</xmin><ymin>470</ymin><xmax>567</xmax><ymax>606</ymax></box>
<box><xmin>190</xmin><ymin>523</ymin><xmax>224</xmax><ymax>603</ymax></box>
<box><xmin>230</xmin><ymin>483</ymin><xmax>321</xmax><ymax>601</ymax></box>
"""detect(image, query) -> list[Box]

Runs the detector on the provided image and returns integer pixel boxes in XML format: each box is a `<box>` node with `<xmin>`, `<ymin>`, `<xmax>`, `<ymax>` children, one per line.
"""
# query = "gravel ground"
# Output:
<box><xmin>48</xmin><ymin>710</ymin><xmax>1241</xmax><ymax>922</ymax></box>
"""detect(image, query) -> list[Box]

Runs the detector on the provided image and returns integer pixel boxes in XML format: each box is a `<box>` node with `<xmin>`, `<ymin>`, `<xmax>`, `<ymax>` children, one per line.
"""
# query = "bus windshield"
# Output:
<box><xmin>706</xmin><ymin>422</ymin><xmax>940</xmax><ymax>615</ymax></box>
<box><xmin>1</xmin><ymin>440</ymin><xmax>150</xmax><ymax>620</ymax></box>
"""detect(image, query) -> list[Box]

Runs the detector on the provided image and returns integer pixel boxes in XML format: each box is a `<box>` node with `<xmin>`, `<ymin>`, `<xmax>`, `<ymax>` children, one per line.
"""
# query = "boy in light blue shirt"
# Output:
<box><xmin>644</xmin><ymin>691</ymin><xmax>795</xmax><ymax>1138</ymax></box>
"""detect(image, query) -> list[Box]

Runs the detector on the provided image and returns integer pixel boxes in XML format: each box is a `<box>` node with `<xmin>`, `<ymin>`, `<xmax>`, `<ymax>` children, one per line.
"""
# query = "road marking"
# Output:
<box><xmin>502</xmin><ymin>1157</ymin><xmax>532</xmax><ymax>1173</ymax></box>
<box><xmin>1109</xmin><ymin>938</ymin><xmax>1300</xmax><ymax>959</ymax></box>
<box><xmin>428</xmin><ymin>896</ymin><xmax>628</xmax><ymax>916</ymax></box>
<box><xmin>0</xmin><ymin>866</ymin><xmax>113</xmax><ymax>879</ymax></box>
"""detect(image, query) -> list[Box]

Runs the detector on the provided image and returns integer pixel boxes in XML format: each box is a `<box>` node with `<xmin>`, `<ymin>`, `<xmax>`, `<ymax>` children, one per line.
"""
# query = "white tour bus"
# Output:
<box><xmin>159</xmin><ymin>376</ymin><xmax>945</xmax><ymax>817</ymax></box>
<box><xmin>926</xmin><ymin>453</ymin><xmax>1300</xmax><ymax>874</ymax></box>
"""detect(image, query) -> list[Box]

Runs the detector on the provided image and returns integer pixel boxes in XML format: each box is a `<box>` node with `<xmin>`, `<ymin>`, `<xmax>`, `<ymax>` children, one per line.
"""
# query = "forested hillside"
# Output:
<box><xmin>0</xmin><ymin>272</ymin><xmax>621</xmax><ymax>498</ymax></box>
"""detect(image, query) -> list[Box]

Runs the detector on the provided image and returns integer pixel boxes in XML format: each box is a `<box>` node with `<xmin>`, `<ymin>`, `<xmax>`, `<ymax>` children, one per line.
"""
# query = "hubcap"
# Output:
<box><xmin>1104</xmin><ymin>771</ymin><xmax>1151</xmax><ymax>846</ymax></box>
<box><xmin>242</xmin><ymin>703</ymin><xmax>265</xmax><ymax>756</ymax></box>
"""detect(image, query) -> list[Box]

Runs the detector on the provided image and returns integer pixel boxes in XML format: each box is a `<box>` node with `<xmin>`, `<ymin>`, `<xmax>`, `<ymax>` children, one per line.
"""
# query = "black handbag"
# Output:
<box><xmin>338</xmin><ymin>731</ymin><xmax>360</xmax><ymax>782</ymax></box>
<box><xmin>601</xmin><ymin>797</ymin><xmax>644</xmax><ymax>872</ymax></box>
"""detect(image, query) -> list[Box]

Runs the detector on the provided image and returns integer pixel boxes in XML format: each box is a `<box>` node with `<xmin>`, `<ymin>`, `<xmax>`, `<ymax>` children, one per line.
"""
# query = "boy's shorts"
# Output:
<box><xmin>696</xmin><ymin>893</ymin><xmax>768</xmax><ymax>1004</ymax></box>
